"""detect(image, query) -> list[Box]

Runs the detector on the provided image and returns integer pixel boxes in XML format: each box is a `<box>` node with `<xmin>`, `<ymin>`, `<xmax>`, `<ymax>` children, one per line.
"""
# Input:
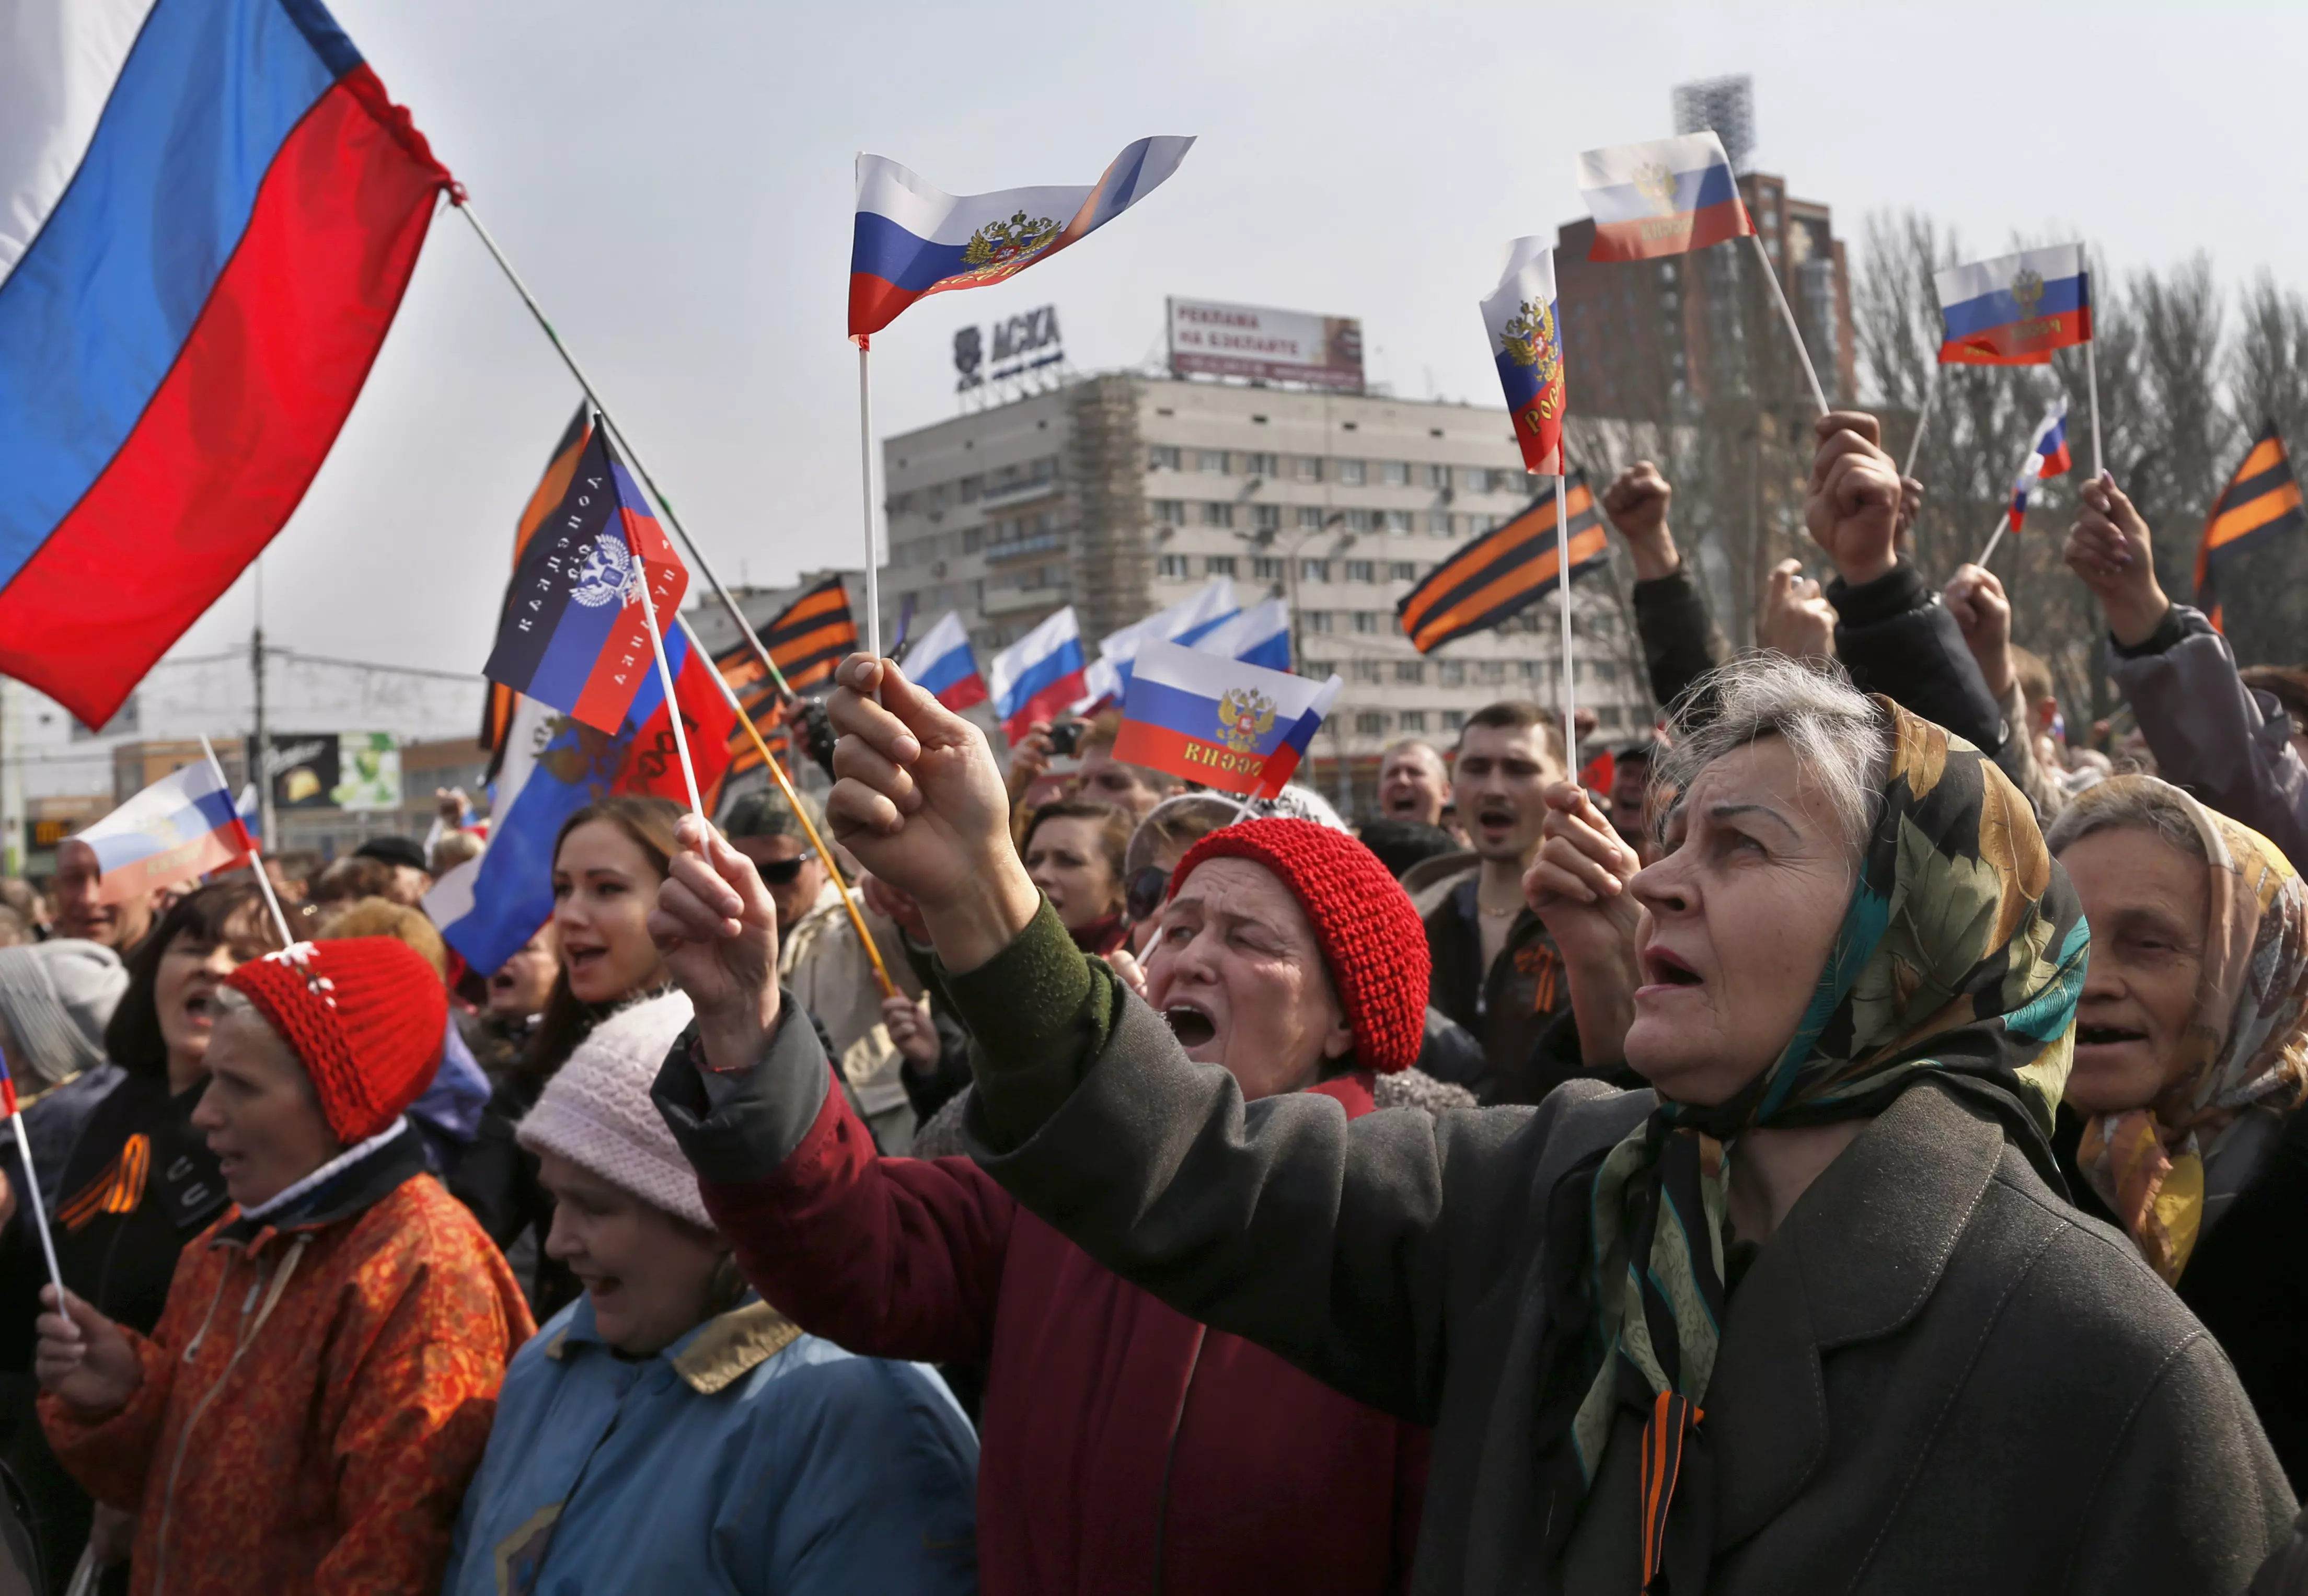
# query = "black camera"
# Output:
<box><xmin>1047</xmin><ymin>720</ymin><xmax>1087</xmax><ymax>759</ymax></box>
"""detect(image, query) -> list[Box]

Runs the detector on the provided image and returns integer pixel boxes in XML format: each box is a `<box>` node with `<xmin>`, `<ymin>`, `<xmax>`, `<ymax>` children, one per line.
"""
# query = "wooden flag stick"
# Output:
<box><xmin>676</xmin><ymin>616</ymin><xmax>897</xmax><ymax>1001</ymax></box>
<box><xmin>1747</xmin><ymin>233</ymin><xmax>1830</xmax><ymax>417</ymax></box>
<box><xmin>1904</xmin><ymin>366</ymin><xmax>1940</xmax><ymax>478</ymax></box>
<box><xmin>1557</xmin><ymin>474</ymin><xmax>1577</xmax><ymax>775</ymax></box>
<box><xmin>633</xmin><ymin>567</ymin><xmax>705</xmax><ymax>819</ymax></box>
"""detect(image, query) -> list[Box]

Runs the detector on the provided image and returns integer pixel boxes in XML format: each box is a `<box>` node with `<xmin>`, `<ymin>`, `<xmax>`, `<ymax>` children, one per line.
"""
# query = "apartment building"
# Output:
<box><xmin>879</xmin><ymin>373</ymin><xmax>1653</xmax><ymax>801</ymax></box>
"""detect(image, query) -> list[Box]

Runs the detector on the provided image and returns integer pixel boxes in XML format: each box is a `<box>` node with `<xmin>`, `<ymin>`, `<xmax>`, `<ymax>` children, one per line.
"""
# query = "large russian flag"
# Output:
<box><xmin>1577</xmin><ymin>132</ymin><xmax>1752</xmax><ymax>263</ymax></box>
<box><xmin>1112</xmin><ymin>641</ymin><xmax>1342</xmax><ymax>800</ymax></box>
<box><xmin>1481</xmin><ymin>237</ymin><xmax>1566</xmax><ymax>475</ymax></box>
<box><xmin>74</xmin><ymin>758</ymin><xmax>254</xmax><ymax>905</ymax></box>
<box><xmin>848</xmin><ymin>136</ymin><xmax>1194</xmax><ymax>340</ymax></box>
<box><xmin>1935</xmin><ymin>244</ymin><xmax>2091</xmax><ymax>366</ymax></box>
<box><xmin>0</xmin><ymin>0</ymin><xmax>452</xmax><ymax>730</ymax></box>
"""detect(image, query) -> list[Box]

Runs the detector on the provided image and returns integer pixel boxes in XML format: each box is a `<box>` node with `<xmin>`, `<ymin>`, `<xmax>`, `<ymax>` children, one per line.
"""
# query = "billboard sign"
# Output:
<box><xmin>267</xmin><ymin>733</ymin><xmax>401</xmax><ymax>812</ymax></box>
<box><xmin>1167</xmin><ymin>298</ymin><xmax>1364</xmax><ymax>390</ymax></box>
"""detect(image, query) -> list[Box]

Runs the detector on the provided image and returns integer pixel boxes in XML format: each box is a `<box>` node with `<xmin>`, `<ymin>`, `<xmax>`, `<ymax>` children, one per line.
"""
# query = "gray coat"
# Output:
<box><xmin>957</xmin><ymin>932</ymin><xmax>2297</xmax><ymax>1594</ymax></box>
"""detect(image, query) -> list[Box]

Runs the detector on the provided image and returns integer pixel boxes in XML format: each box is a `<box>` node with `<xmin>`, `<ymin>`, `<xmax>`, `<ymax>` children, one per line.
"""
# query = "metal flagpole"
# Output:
<box><xmin>676</xmin><ymin>615</ymin><xmax>897</xmax><ymax>1000</ymax></box>
<box><xmin>1557</xmin><ymin>473</ymin><xmax>1577</xmax><ymax>774</ymax></box>
<box><xmin>1</xmin><ymin>1066</ymin><xmax>64</xmax><ymax>1314</ymax></box>
<box><xmin>199</xmin><ymin>735</ymin><xmax>294</xmax><ymax>946</ymax></box>
<box><xmin>1747</xmin><ymin>233</ymin><xmax>1830</xmax><ymax>417</ymax></box>
<box><xmin>633</xmin><ymin>570</ymin><xmax>704</xmax><ymax>819</ymax></box>
<box><xmin>451</xmin><ymin>199</ymin><xmax>801</xmax><ymax>702</ymax></box>
<box><xmin>1903</xmin><ymin>367</ymin><xmax>1940</xmax><ymax>478</ymax></box>
<box><xmin>858</xmin><ymin>342</ymin><xmax>882</xmax><ymax>660</ymax></box>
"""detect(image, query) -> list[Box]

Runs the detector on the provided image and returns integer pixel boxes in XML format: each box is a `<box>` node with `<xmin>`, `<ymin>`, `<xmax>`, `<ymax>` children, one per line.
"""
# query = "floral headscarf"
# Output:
<box><xmin>2065</xmin><ymin>776</ymin><xmax>2308</xmax><ymax>1284</ymax></box>
<box><xmin>1532</xmin><ymin>702</ymin><xmax>2087</xmax><ymax>1591</ymax></box>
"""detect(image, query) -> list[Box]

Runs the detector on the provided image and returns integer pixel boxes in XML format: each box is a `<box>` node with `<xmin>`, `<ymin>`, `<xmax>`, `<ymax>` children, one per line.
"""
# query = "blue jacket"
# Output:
<box><xmin>444</xmin><ymin>1293</ymin><xmax>980</xmax><ymax>1595</ymax></box>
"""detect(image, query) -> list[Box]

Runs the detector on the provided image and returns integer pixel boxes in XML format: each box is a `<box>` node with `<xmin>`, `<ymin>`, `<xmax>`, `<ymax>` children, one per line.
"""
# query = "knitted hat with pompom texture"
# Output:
<box><xmin>516</xmin><ymin>991</ymin><xmax>709</xmax><ymax>1230</ymax></box>
<box><xmin>224</xmin><ymin>938</ymin><xmax>447</xmax><ymax>1144</ymax></box>
<box><xmin>1168</xmin><ymin>817</ymin><xmax>1430</xmax><ymax>1074</ymax></box>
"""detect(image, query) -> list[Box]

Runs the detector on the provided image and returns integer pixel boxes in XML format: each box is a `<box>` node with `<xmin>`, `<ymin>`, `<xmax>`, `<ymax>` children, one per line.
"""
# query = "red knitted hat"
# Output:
<box><xmin>1170</xmin><ymin>818</ymin><xmax>1430</xmax><ymax>1073</ymax></box>
<box><xmin>225</xmin><ymin>938</ymin><xmax>447</xmax><ymax>1144</ymax></box>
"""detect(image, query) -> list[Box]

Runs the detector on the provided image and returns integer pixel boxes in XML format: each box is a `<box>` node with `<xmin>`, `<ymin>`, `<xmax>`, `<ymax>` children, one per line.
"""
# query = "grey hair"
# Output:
<box><xmin>209</xmin><ymin>984</ymin><xmax>258</xmax><ymax>1023</ymax></box>
<box><xmin>1124</xmin><ymin>787</ymin><xmax>1347</xmax><ymax>876</ymax></box>
<box><xmin>1653</xmin><ymin>653</ymin><xmax>1892</xmax><ymax>852</ymax></box>
<box><xmin>2043</xmin><ymin>774</ymin><xmax>2210</xmax><ymax>861</ymax></box>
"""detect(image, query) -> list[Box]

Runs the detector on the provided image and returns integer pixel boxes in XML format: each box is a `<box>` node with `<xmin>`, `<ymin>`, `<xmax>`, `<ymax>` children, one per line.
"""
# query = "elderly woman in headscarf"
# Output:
<box><xmin>790</xmin><ymin>639</ymin><xmax>2295</xmax><ymax>1593</ymax></box>
<box><xmin>2046</xmin><ymin>774</ymin><xmax>2308</xmax><ymax>1489</ymax></box>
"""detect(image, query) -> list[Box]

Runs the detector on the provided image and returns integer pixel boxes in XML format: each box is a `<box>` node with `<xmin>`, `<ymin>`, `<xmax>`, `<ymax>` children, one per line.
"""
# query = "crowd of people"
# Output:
<box><xmin>0</xmin><ymin>406</ymin><xmax>2300</xmax><ymax>1592</ymax></box>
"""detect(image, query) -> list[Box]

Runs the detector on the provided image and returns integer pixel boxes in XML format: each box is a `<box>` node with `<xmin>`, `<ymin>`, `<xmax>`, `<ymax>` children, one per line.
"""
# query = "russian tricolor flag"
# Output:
<box><xmin>1935</xmin><ymin>244</ymin><xmax>2092</xmax><ymax>366</ymax></box>
<box><xmin>483</xmin><ymin>429</ymin><xmax>691</xmax><ymax>735</ymax></box>
<box><xmin>1192</xmin><ymin>597</ymin><xmax>1292</xmax><ymax>673</ymax></box>
<box><xmin>1079</xmin><ymin>579</ymin><xmax>1240</xmax><ymax>709</ymax></box>
<box><xmin>0</xmin><ymin>0</ymin><xmax>453</xmax><ymax>731</ymax></box>
<box><xmin>1577</xmin><ymin>132</ymin><xmax>1753</xmax><ymax>263</ymax></box>
<box><xmin>988</xmin><ymin>607</ymin><xmax>1090</xmax><ymax>745</ymax></box>
<box><xmin>74</xmin><ymin>759</ymin><xmax>255</xmax><ymax>906</ymax></box>
<box><xmin>848</xmin><ymin>137</ymin><xmax>1194</xmax><ymax>340</ymax></box>
<box><xmin>2030</xmin><ymin>397</ymin><xmax>2074</xmax><ymax>479</ymax></box>
<box><xmin>1480</xmin><ymin>238</ymin><xmax>1567</xmax><ymax>476</ymax></box>
<box><xmin>907</xmin><ymin>609</ymin><xmax>987</xmax><ymax>711</ymax></box>
<box><xmin>1112</xmin><ymin>642</ymin><xmax>1341</xmax><ymax>800</ymax></box>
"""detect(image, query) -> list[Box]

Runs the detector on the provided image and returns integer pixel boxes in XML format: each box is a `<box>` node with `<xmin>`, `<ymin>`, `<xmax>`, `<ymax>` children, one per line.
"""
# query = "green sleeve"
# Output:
<box><xmin>940</xmin><ymin>898</ymin><xmax>1123</xmax><ymax>1152</ymax></box>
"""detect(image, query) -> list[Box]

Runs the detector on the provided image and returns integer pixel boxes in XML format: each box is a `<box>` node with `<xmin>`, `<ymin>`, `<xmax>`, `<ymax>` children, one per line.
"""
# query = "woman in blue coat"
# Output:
<box><xmin>445</xmin><ymin>992</ymin><xmax>979</xmax><ymax>1596</ymax></box>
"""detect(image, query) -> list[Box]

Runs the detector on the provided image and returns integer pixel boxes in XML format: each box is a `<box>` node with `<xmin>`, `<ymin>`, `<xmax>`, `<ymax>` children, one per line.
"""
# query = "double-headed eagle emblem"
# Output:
<box><xmin>570</xmin><ymin>534</ymin><xmax>635</xmax><ymax>609</ymax></box>
<box><xmin>961</xmin><ymin>211</ymin><xmax>1059</xmax><ymax>279</ymax></box>
<box><xmin>2010</xmin><ymin>268</ymin><xmax>2046</xmax><ymax>319</ymax></box>
<box><xmin>1632</xmin><ymin>162</ymin><xmax>1679</xmax><ymax>217</ymax></box>
<box><xmin>1216</xmin><ymin>688</ymin><xmax>1277</xmax><ymax>754</ymax></box>
<box><xmin>1500</xmin><ymin>298</ymin><xmax>1560</xmax><ymax>381</ymax></box>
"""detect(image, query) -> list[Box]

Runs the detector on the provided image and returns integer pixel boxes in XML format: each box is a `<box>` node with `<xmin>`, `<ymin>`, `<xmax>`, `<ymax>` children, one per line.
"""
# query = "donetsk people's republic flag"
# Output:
<box><xmin>848</xmin><ymin>137</ymin><xmax>1195</xmax><ymax>340</ymax></box>
<box><xmin>1482</xmin><ymin>239</ymin><xmax>1567</xmax><ymax>476</ymax></box>
<box><xmin>1397</xmin><ymin>475</ymin><xmax>1608</xmax><ymax>654</ymax></box>
<box><xmin>1113</xmin><ymin>641</ymin><xmax>1343</xmax><ymax>800</ymax></box>
<box><xmin>1576</xmin><ymin>132</ymin><xmax>1753</xmax><ymax>262</ymax></box>
<box><xmin>483</xmin><ymin>430</ymin><xmax>690</xmax><ymax>734</ymax></box>
<box><xmin>1935</xmin><ymin>244</ymin><xmax>2091</xmax><ymax>366</ymax></box>
<box><xmin>0</xmin><ymin>0</ymin><xmax>453</xmax><ymax>730</ymax></box>
<box><xmin>483</xmin><ymin>405</ymin><xmax>597</xmax><ymax>758</ymax></box>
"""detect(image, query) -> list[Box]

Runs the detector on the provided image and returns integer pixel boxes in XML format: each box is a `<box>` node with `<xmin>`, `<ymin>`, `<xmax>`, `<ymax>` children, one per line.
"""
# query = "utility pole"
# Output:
<box><xmin>0</xmin><ymin>677</ymin><xmax>22</xmax><ymax>880</ymax></box>
<box><xmin>251</xmin><ymin>561</ymin><xmax>275</xmax><ymax>855</ymax></box>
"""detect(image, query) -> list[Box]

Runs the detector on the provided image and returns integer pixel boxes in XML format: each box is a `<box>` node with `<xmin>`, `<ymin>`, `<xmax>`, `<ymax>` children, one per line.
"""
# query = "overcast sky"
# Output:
<box><xmin>157</xmin><ymin>0</ymin><xmax>2308</xmax><ymax>685</ymax></box>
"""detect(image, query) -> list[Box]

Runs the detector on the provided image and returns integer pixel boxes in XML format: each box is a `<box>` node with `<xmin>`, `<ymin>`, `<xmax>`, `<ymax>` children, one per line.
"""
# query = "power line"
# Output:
<box><xmin>145</xmin><ymin>648</ymin><xmax>481</xmax><ymax>684</ymax></box>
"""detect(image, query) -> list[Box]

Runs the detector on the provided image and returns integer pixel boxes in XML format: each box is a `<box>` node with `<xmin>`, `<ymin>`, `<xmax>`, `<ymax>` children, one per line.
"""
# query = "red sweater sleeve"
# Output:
<box><xmin>701</xmin><ymin>1067</ymin><xmax>1018</xmax><ymax>1367</ymax></box>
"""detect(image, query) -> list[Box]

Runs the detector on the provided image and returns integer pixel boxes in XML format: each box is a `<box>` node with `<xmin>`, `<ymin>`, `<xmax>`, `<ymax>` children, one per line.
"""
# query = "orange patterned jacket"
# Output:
<box><xmin>41</xmin><ymin>1127</ymin><xmax>534</xmax><ymax>1596</ymax></box>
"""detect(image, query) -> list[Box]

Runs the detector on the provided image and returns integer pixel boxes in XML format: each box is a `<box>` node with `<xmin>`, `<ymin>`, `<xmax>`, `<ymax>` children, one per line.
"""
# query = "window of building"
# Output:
<box><xmin>1300</xmin><ymin>559</ymin><xmax>1331</xmax><ymax>583</ymax></box>
<box><xmin>1481</xmin><ymin>661</ymin><xmax>1507</xmax><ymax>684</ymax></box>
<box><xmin>1438</xmin><ymin>659</ymin><xmax>1465</xmax><ymax>686</ymax></box>
<box><xmin>1296</xmin><ymin>506</ymin><xmax>1325</xmax><ymax>530</ymax></box>
<box><xmin>1302</xmin><ymin>658</ymin><xmax>1334</xmax><ymax>679</ymax></box>
<box><xmin>1148</xmin><ymin>445</ymin><xmax>1181</xmax><ymax>471</ymax></box>
<box><xmin>1346</xmin><ymin>559</ymin><xmax>1375</xmax><ymax>583</ymax></box>
<box><xmin>928</xmin><ymin>484</ymin><xmax>947</xmax><ymax>511</ymax></box>
<box><xmin>1034</xmin><ymin>510</ymin><xmax>1060</xmax><ymax>536</ymax></box>
<box><xmin>1390</xmin><ymin>561</ymin><xmax>1417</xmax><ymax>581</ymax></box>
<box><xmin>1398</xmin><ymin>710</ymin><xmax>1427</xmax><ymax>733</ymax></box>
<box><xmin>1252</xmin><ymin>504</ymin><xmax>1281</xmax><ymax>531</ymax></box>
<box><xmin>1337</xmin><ymin>459</ymin><xmax>1366</xmax><ymax>486</ymax></box>
<box><xmin>1595</xmin><ymin>660</ymin><xmax>1619</xmax><ymax>683</ymax></box>
<box><xmin>1345</xmin><ymin>508</ymin><xmax>1374</xmax><ymax>533</ymax></box>
<box><xmin>1461</xmin><ymin>467</ymin><xmax>1488</xmax><ymax>493</ymax></box>
<box><xmin>961</xmin><ymin>528</ymin><xmax>983</xmax><ymax>554</ymax></box>
<box><xmin>1599</xmin><ymin>706</ymin><xmax>1626</xmax><ymax>730</ymax></box>
<box><xmin>1428</xmin><ymin>512</ymin><xmax>1453</xmax><ymax>535</ymax></box>
<box><xmin>889</xmin><ymin>490</ymin><xmax>914</xmax><ymax>516</ymax></box>
<box><xmin>1426</xmin><ymin>463</ymin><xmax>1450</xmax><ymax>489</ymax></box>
<box><xmin>1352</xmin><ymin>611</ymin><xmax>1380</xmax><ymax>634</ymax></box>
<box><xmin>1383</xmin><ymin>510</ymin><xmax>1413</xmax><ymax>535</ymax></box>
<box><xmin>1244</xmin><ymin>452</ymin><xmax>1278</xmax><ymax>477</ymax></box>
<box><xmin>1381</xmin><ymin>460</ymin><xmax>1409</xmax><ymax>486</ymax></box>
<box><xmin>1252</xmin><ymin>557</ymin><xmax>1283</xmax><ymax>580</ymax></box>
<box><xmin>960</xmin><ymin>475</ymin><xmax>983</xmax><ymax>503</ymax></box>
<box><xmin>1197</xmin><ymin>449</ymin><xmax>1229</xmax><ymax>473</ymax></box>
<box><xmin>1202</xmin><ymin>502</ymin><xmax>1234</xmax><ymax>528</ymax></box>
<box><xmin>1157</xmin><ymin>554</ymin><xmax>1191</xmax><ymax>579</ymax></box>
<box><xmin>1395</xmin><ymin>660</ymin><xmax>1424</xmax><ymax>684</ymax></box>
<box><xmin>1306</xmin><ymin>610</ymin><xmax>1334</xmax><ymax>633</ymax></box>
<box><xmin>1352</xmin><ymin>659</ymin><xmax>1382</xmax><ymax>684</ymax></box>
<box><xmin>1355</xmin><ymin>711</ymin><xmax>1386</xmax><ymax>736</ymax></box>
<box><xmin>1150</xmin><ymin>499</ymin><xmax>1184</xmax><ymax>525</ymax></box>
<box><xmin>1206</xmin><ymin>555</ymin><xmax>1238</xmax><ymax>576</ymax></box>
<box><xmin>1441</xmin><ymin>710</ymin><xmax>1466</xmax><ymax>733</ymax></box>
<box><xmin>1294</xmin><ymin>456</ymin><xmax>1322</xmax><ymax>482</ymax></box>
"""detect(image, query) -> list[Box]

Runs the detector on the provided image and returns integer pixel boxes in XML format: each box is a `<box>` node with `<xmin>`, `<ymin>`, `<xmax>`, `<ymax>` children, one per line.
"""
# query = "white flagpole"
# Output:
<box><xmin>1557</xmin><ymin>472</ymin><xmax>1577</xmax><ymax>776</ymax></box>
<box><xmin>1903</xmin><ymin>366</ymin><xmax>1940</xmax><ymax>478</ymax></box>
<box><xmin>1747</xmin><ymin>233</ymin><xmax>1830</xmax><ymax>417</ymax></box>
<box><xmin>199</xmin><ymin>735</ymin><xmax>294</xmax><ymax>946</ymax></box>
<box><xmin>1977</xmin><ymin>514</ymin><xmax>2011</xmax><ymax>569</ymax></box>
<box><xmin>6</xmin><ymin>1105</ymin><xmax>65</xmax><ymax>1313</ymax></box>
<box><xmin>858</xmin><ymin>343</ymin><xmax>882</xmax><ymax>661</ymax></box>
<box><xmin>633</xmin><ymin>569</ymin><xmax>705</xmax><ymax>819</ymax></box>
<box><xmin>2084</xmin><ymin>246</ymin><xmax>2104</xmax><ymax>477</ymax></box>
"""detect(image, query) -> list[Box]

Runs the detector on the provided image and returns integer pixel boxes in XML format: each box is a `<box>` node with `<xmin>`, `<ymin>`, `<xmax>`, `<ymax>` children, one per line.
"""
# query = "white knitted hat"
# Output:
<box><xmin>516</xmin><ymin>990</ymin><xmax>711</xmax><ymax>1230</ymax></box>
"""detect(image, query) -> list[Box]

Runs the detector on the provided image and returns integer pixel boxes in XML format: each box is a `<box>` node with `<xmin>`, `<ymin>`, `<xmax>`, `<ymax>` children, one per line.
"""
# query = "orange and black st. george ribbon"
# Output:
<box><xmin>480</xmin><ymin>404</ymin><xmax>595</xmax><ymax>758</ymax></box>
<box><xmin>1395</xmin><ymin>472</ymin><xmax>1608</xmax><ymax>654</ymax></box>
<box><xmin>2196</xmin><ymin>420</ymin><xmax>2305</xmax><ymax>627</ymax></box>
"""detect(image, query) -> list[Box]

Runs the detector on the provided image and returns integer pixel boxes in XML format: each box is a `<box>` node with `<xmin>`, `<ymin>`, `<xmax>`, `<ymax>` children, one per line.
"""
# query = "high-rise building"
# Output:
<box><xmin>1554</xmin><ymin>170</ymin><xmax>1856</xmax><ymax>421</ymax></box>
<box><xmin>878</xmin><ymin>373</ymin><xmax>1652</xmax><ymax>807</ymax></box>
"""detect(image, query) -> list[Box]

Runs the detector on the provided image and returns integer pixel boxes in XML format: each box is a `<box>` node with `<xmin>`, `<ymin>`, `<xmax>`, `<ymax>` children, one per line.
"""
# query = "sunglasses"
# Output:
<box><xmin>1126</xmin><ymin>865</ymin><xmax>1172</xmax><ymax>923</ymax></box>
<box><xmin>757</xmin><ymin>857</ymin><xmax>810</xmax><ymax>886</ymax></box>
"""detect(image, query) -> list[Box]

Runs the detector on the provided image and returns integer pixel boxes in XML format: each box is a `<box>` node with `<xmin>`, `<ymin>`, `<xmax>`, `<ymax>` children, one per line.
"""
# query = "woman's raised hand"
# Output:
<box><xmin>649</xmin><ymin>815</ymin><xmax>782</xmax><ymax>1071</ymax></box>
<box><xmin>827</xmin><ymin>655</ymin><xmax>1042</xmax><ymax>973</ymax></box>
